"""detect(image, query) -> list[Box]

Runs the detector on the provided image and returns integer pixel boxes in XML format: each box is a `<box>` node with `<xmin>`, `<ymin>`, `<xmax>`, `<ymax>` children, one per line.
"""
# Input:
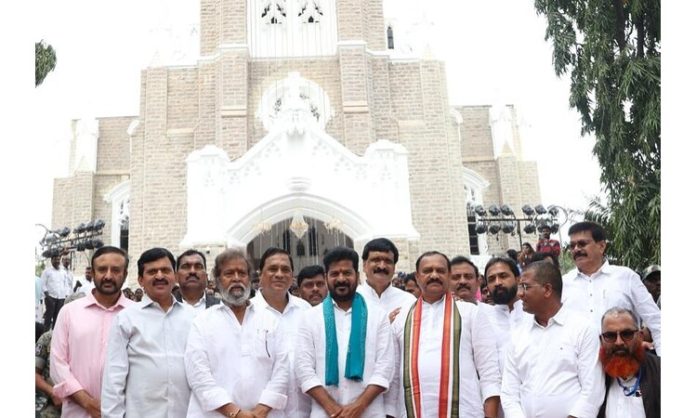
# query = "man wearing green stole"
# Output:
<box><xmin>295</xmin><ymin>247</ymin><xmax>395</xmax><ymax>418</ymax></box>
<box><xmin>387</xmin><ymin>251</ymin><xmax>501</xmax><ymax>418</ymax></box>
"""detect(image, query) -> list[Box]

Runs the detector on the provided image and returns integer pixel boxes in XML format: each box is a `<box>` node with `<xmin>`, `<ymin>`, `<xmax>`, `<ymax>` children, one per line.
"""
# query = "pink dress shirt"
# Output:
<box><xmin>50</xmin><ymin>291</ymin><xmax>134</xmax><ymax>418</ymax></box>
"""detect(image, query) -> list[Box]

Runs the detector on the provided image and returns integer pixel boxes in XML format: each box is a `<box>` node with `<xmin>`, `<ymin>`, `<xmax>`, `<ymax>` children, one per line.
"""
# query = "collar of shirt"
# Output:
<box><xmin>571</xmin><ymin>259</ymin><xmax>615</xmax><ymax>280</ymax></box>
<box><xmin>140</xmin><ymin>294</ymin><xmax>183</xmax><ymax>313</ymax></box>
<box><xmin>190</xmin><ymin>293</ymin><xmax>206</xmax><ymax>308</ymax></box>
<box><xmin>216</xmin><ymin>299</ymin><xmax>259</xmax><ymax>314</ymax></box>
<box><xmin>252</xmin><ymin>291</ymin><xmax>308</xmax><ymax>314</ymax></box>
<box><xmin>422</xmin><ymin>294</ymin><xmax>446</xmax><ymax>308</ymax></box>
<box><xmin>331</xmin><ymin>296</ymin><xmax>353</xmax><ymax>313</ymax></box>
<box><xmin>494</xmin><ymin>298</ymin><xmax>523</xmax><ymax>314</ymax></box>
<box><xmin>531</xmin><ymin>304</ymin><xmax>569</xmax><ymax>330</ymax></box>
<box><xmin>361</xmin><ymin>282</ymin><xmax>393</xmax><ymax>299</ymax></box>
<box><xmin>83</xmin><ymin>291</ymin><xmax>133</xmax><ymax>310</ymax></box>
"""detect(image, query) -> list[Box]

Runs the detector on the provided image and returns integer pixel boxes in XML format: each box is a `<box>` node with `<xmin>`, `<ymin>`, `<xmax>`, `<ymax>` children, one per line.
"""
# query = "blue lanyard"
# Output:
<box><xmin>616</xmin><ymin>368</ymin><xmax>642</xmax><ymax>397</ymax></box>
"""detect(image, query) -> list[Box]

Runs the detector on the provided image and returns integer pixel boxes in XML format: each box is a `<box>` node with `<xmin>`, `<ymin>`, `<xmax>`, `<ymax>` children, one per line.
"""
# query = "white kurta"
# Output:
<box><xmin>387</xmin><ymin>298</ymin><xmax>500</xmax><ymax>418</ymax></box>
<box><xmin>251</xmin><ymin>292</ymin><xmax>312</xmax><ymax>417</ymax></box>
<box><xmin>482</xmin><ymin>299</ymin><xmax>529</xmax><ymax>375</ymax></box>
<box><xmin>605</xmin><ymin>377</ymin><xmax>646</xmax><ymax>418</ymax></box>
<box><xmin>101</xmin><ymin>296</ymin><xmax>195</xmax><ymax>418</ymax></box>
<box><xmin>184</xmin><ymin>302</ymin><xmax>289</xmax><ymax>418</ymax></box>
<box><xmin>357</xmin><ymin>283</ymin><xmax>416</xmax><ymax>314</ymax></box>
<box><xmin>295</xmin><ymin>298</ymin><xmax>394</xmax><ymax>418</ymax></box>
<box><xmin>501</xmin><ymin>305</ymin><xmax>605</xmax><ymax>418</ymax></box>
<box><xmin>562</xmin><ymin>261</ymin><xmax>662</xmax><ymax>355</ymax></box>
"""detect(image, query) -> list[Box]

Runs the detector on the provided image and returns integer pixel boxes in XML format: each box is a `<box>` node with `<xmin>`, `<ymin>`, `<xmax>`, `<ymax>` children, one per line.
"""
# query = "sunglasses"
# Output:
<box><xmin>601</xmin><ymin>329</ymin><xmax>638</xmax><ymax>343</ymax></box>
<box><xmin>568</xmin><ymin>239</ymin><xmax>594</xmax><ymax>249</ymax></box>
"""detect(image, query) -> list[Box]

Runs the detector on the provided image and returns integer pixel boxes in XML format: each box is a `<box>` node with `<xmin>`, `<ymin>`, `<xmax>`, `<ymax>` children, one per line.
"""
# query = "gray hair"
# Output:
<box><xmin>212</xmin><ymin>248</ymin><xmax>253</xmax><ymax>288</ymax></box>
<box><xmin>601</xmin><ymin>307</ymin><xmax>639</xmax><ymax>330</ymax></box>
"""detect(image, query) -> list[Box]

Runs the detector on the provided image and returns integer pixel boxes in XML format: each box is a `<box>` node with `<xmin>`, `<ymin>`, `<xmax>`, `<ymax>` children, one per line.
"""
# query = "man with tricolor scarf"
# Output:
<box><xmin>387</xmin><ymin>251</ymin><xmax>501</xmax><ymax>418</ymax></box>
<box><xmin>295</xmin><ymin>246</ymin><xmax>395</xmax><ymax>418</ymax></box>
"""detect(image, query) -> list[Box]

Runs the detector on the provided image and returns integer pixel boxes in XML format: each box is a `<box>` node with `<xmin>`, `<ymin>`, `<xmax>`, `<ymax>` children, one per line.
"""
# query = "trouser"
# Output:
<box><xmin>43</xmin><ymin>296</ymin><xmax>65</xmax><ymax>330</ymax></box>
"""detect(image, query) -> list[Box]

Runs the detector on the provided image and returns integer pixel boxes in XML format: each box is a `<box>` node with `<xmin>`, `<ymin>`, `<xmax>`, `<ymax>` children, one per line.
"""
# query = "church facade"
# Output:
<box><xmin>51</xmin><ymin>0</ymin><xmax>541</xmax><ymax>283</ymax></box>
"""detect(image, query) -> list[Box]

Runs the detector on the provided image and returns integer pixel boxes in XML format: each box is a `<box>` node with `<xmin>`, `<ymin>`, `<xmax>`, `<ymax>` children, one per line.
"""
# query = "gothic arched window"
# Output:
<box><xmin>262</xmin><ymin>0</ymin><xmax>287</xmax><ymax>24</ymax></box>
<box><xmin>298</xmin><ymin>0</ymin><xmax>323</xmax><ymax>23</ymax></box>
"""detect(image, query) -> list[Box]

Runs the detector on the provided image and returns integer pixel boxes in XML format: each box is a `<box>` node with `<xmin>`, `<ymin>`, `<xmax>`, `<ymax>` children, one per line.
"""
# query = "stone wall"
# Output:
<box><xmin>51</xmin><ymin>0</ymin><xmax>543</xmax><ymax>277</ymax></box>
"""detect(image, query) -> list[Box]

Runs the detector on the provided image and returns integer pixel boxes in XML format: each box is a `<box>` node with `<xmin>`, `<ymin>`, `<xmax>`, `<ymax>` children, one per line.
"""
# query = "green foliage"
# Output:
<box><xmin>535</xmin><ymin>0</ymin><xmax>660</xmax><ymax>270</ymax></box>
<box><xmin>35</xmin><ymin>40</ymin><xmax>57</xmax><ymax>87</ymax></box>
<box><xmin>35</xmin><ymin>259</ymin><xmax>46</xmax><ymax>277</ymax></box>
<box><xmin>558</xmin><ymin>248</ymin><xmax>576</xmax><ymax>275</ymax></box>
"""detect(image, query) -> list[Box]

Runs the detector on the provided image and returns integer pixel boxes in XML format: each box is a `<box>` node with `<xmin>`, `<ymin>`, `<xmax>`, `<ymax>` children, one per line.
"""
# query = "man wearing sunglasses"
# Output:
<box><xmin>561</xmin><ymin>221</ymin><xmax>662</xmax><ymax>356</ymax></box>
<box><xmin>597</xmin><ymin>307</ymin><xmax>660</xmax><ymax>418</ymax></box>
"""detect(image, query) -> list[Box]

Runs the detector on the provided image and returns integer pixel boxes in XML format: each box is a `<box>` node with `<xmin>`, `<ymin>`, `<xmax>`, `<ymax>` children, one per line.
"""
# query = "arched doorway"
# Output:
<box><xmin>246</xmin><ymin>216</ymin><xmax>353</xmax><ymax>272</ymax></box>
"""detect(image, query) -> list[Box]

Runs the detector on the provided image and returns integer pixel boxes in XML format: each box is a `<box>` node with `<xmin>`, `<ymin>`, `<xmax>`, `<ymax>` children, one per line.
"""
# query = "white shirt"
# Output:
<box><xmin>483</xmin><ymin>299</ymin><xmax>529</xmax><ymax>375</ymax></box>
<box><xmin>501</xmin><ymin>305</ymin><xmax>605</xmax><ymax>418</ymax></box>
<box><xmin>182</xmin><ymin>294</ymin><xmax>207</xmax><ymax>315</ymax></box>
<box><xmin>357</xmin><ymin>283</ymin><xmax>416</xmax><ymax>314</ymax></box>
<box><xmin>605</xmin><ymin>377</ymin><xmax>646</xmax><ymax>418</ymax></box>
<box><xmin>75</xmin><ymin>279</ymin><xmax>94</xmax><ymax>296</ymax></box>
<box><xmin>562</xmin><ymin>261</ymin><xmax>662</xmax><ymax>355</ymax></box>
<box><xmin>41</xmin><ymin>266</ymin><xmax>71</xmax><ymax>299</ymax></box>
<box><xmin>184</xmin><ymin>302</ymin><xmax>289</xmax><ymax>418</ymax></box>
<box><xmin>251</xmin><ymin>292</ymin><xmax>312</xmax><ymax>417</ymax></box>
<box><xmin>101</xmin><ymin>296</ymin><xmax>195</xmax><ymax>418</ymax></box>
<box><xmin>63</xmin><ymin>267</ymin><xmax>75</xmax><ymax>297</ymax></box>
<box><xmin>295</xmin><ymin>298</ymin><xmax>394</xmax><ymax>418</ymax></box>
<box><xmin>388</xmin><ymin>298</ymin><xmax>500</xmax><ymax>418</ymax></box>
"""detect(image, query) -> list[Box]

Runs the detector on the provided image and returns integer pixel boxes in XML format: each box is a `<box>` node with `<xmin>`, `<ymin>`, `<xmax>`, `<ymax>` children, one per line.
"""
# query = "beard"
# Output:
<box><xmin>94</xmin><ymin>279</ymin><xmax>123</xmax><ymax>296</ymax></box>
<box><xmin>220</xmin><ymin>282</ymin><xmax>251</xmax><ymax>307</ymax></box>
<box><xmin>329</xmin><ymin>281</ymin><xmax>357</xmax><ymax>302</ymax></box>
<box><xmin>492</xmin><ymin>285</ymin><xmax>517</xmax><ymax>305</ymax></box>
<box><xmin>600</xmin><ymin>343</ymin><xmax>645</xmax><ymax>378</ymax></box>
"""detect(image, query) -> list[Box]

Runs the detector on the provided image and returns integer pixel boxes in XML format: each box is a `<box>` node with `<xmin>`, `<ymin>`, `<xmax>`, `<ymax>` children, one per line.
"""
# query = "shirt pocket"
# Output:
<box><xmin>253</xmin><ymin>330</ymin><xmax>274</xmax><ymax>363</ymax></box>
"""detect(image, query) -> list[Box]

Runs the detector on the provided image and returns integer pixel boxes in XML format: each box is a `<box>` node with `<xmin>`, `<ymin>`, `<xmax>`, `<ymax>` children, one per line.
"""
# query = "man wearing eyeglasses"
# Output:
<box><xmin>175</xmin><ymin>249</ymin><xmax>220</xmax><ymax>315</ymax></box>
<box><xmin>597</xmin><ymin>307</ymin><xmax>660</xmax><ymax>418</ymax></box>
<box><xmin>501</xmin><ymin>261</ymin><xmax>605</xmax><ymax>418</ymax></box>
<box><xmin>561</xmin><ymin>221</ymin><xmax>661</xmax><ymax>356</ymax></box>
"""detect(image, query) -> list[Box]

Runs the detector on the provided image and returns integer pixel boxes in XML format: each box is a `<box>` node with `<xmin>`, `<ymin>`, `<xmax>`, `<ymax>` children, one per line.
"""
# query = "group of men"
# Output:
<box><xmin>38</xmin><ymin>255</ymin><xmax>95</xmax><ymax>331</ymax></box>
<box><xmin>36</xmin><ymin>221</ymin><xmax>660</xmax><ymax>418</ymax></box>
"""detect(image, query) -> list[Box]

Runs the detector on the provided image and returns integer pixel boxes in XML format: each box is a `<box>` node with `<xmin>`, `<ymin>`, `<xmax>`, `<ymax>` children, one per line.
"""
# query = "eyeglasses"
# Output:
<box><xmin>519</xmin><ymin>283</ymin><xmax>543</xmax><ymax>291</ymax></box>
<box><xmin>601</xmin><ymin>329</ymin><xmax>638</xmax><ymax>343</ymax></box>
<box><xmin>568</xmin><ymin>239</ymin><xmax>594</xmax><ymax>249</ymax></box>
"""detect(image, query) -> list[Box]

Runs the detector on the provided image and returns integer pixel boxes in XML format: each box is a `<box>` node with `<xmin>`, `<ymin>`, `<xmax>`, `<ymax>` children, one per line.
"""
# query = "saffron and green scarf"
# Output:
<box><xmin>323</xmin><ymin>292</ymin><xmax>368</xmax><ymax>386</ymax></box>
<box><xmin>403</xmin><ymin>293</ymin><xmax>462</xmax><ymax>418</ymax></box>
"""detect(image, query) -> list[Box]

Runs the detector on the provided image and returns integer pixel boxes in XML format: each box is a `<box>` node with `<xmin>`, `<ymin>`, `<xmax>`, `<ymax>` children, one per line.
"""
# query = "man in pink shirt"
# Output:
<box><xmin>50</xmin><ymin>246</ymin><xmax>135</xmax><ymax>418</ymax></box>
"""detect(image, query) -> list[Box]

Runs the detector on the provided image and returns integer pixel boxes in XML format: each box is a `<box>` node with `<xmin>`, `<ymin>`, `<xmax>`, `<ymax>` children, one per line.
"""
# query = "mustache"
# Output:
<box><xmin>373</xmin><ymin>268</ymin><xmax>390</xmax><ymax>275</ymax></box>
<box><xmin>153</xmin><ymin>278</ymin><xmax>169</xmax><ymax>285</ymax></box>
<box><xmin>573</xmin><ymin>252</ymin><xmax>587</xmax><ymax>259</ymax></box>
<box><xmin>456</xmin><ymin>283</ymin><xmax>471</xmax><ymax>291</ymax></box>
<box><xmin>227</xmin><ymin>283</ymin><xmax>247</xmax><ymax>291</ymax></box>
<box><xmin>427</xmin><ymin>277</ymin><xmax>442</xmax><ymax>285</ymax></box>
